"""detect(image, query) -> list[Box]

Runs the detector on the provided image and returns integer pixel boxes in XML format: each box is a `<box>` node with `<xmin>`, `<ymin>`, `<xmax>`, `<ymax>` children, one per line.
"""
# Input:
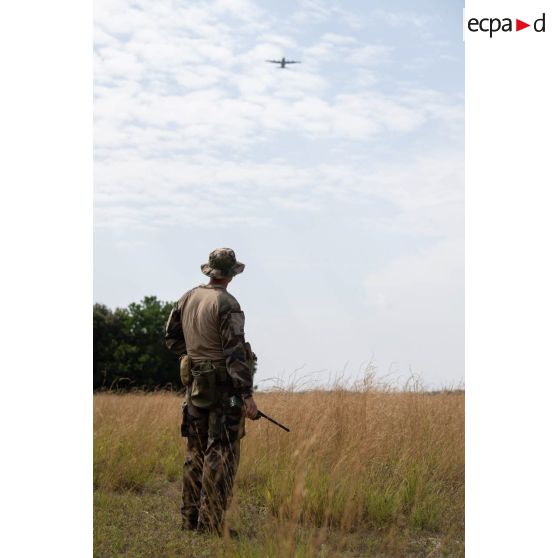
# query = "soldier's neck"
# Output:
<box><xmin>208</xmin><ymin>278</ymin><xmax>229</xmax><ymax>289</ymax></box>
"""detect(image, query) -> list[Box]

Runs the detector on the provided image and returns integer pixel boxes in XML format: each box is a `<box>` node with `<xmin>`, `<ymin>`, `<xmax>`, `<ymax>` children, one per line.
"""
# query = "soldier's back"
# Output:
<box><xmin>180</xmin><ymin>285</ymin><xmax>239</xmax><ymax>362</ymax></box>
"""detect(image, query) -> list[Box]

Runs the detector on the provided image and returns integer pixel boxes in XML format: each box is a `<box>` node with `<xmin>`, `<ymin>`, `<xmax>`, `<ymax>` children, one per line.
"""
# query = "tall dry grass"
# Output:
<box><xmin>94</xmin><ymin>379</ymin><xmax>464</xmax><ymax>549</ymax></box>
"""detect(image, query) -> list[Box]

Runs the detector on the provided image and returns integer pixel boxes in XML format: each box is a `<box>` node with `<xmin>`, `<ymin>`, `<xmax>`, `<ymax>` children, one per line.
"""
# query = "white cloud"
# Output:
<box><xmin>365</xmin><ymin>237</ymin><xmax>463</xmax><ymax>305</ymax></box>
<box><xmin>94</xmin><ymin>144</ymin><xmax>463</xmax><ymax>237</ymax></box>
<box><xmin>94</xmin><ymin>83</ymin><xmax>461</xmax><ymax>159</ymax></box>
<box><xmin>347</xmin><ymin>44</ymin><xmax>391</xmax><ymax>66</ymax></box>
<box><xmin>269</xmin><ymin>195</ymin><xmax>320</xmax><ymax>212</ymax></box>
<box><xmin>366</xmin><ymin>202</ymin><xmax>463</xmax><ymax>239</ymax></box>
<box><xmin>371</xmin><ymin>9</ymin><xmax>434</xmax><ymax>29</ymax></box>
<box><xmin>320</xmin><ymin>33</ymin><xmax>357</xmax><ymax>45</ymax></box>
<box><xmin>360</xmin><ymin>150</ymin><xmax>464</xmax><ymax>211</ymax></box>
<box><xmin>360</xmin><ymin>238</ymin><xmax>464</xmax><ymax>383</ymax></box>
<box><xmin>291</xmin><ymin>0</ymin><xmax>361</xmax><ymax>28</ymax></box>
<box><xmin>291</xmin><ymin>0</ymin><xmax>332</xmax><ymax>24</ymax></box>
<box><xmin>256</xmin><ymin>33</ymin><xmax>299</xmax><ymax>50</ymax></box>
<box><xmin>94</xmin><ymin>1</ymin><xmax>462</xmax><ymax>165</ymax></box>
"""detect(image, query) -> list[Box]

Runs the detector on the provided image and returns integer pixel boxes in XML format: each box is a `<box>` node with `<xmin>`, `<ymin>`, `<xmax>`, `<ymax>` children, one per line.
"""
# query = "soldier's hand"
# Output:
<box><xmin>244</xmin><ymin>396</ymin><xmax>258</xmax><ymax>420</ymax></box>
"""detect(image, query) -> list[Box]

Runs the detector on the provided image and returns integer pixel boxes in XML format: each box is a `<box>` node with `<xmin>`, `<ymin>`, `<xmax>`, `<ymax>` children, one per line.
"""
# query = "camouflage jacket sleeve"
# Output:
<box><xmin>218</xmin><ymin>292</ymin><xmax>254</xmax><ymax>397</ymax></box>
<box><xmin>164</xmin><ymin>300</ymin><xmax>187</xmax><ymax>356</ymax></box>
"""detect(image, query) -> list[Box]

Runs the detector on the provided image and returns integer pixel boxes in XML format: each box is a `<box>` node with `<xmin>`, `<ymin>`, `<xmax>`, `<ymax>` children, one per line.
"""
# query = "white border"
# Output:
<box><xmin>0</xmin><ymin>2</ymin><xmax>92</xmax><ymax>556</ymax></box>
<box><xmin>466</xmin><ymin>1</ymin><xmax>558</xmax><ymax>555</ymax></box>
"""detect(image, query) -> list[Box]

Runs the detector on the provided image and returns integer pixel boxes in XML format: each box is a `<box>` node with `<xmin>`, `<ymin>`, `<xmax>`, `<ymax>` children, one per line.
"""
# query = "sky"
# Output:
<box><xmin>94</xmin><ymin>0</ymin><xmax>464</xmax><ymax>389</ymax></box>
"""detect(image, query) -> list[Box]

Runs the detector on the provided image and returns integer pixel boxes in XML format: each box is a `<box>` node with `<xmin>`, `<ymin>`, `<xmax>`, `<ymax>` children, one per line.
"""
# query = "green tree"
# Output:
<box><xmin>93</xmin><ymin>296</ymin><xmax>180</xmax><ymax>390</ymax></box>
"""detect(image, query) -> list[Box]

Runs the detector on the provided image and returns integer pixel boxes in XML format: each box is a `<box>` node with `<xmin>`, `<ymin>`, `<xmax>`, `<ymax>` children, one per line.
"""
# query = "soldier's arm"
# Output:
<box><xmin>164</xmin><ymin>301</ymin><xmax>187</xmax><ymax>356</ymax></box>
<box><xmin>218</xmin><ymin>296</ymin><xmax>253</xmax><ymax>398</ymax></box>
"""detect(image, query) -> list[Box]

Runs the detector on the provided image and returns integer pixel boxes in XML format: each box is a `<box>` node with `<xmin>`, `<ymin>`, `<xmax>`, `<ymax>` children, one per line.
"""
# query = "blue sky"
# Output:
<box><xmin>94</xmin><ymin>0</ymin><xmax>464</xmax><ymax>388</ymax></box>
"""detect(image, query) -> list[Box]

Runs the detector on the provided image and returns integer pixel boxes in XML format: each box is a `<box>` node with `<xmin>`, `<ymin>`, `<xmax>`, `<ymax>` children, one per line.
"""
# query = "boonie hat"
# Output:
<box><xmin>201</xmin><ymin>248</ymin><xmax>245</xmax><ymax>279</ymax></box>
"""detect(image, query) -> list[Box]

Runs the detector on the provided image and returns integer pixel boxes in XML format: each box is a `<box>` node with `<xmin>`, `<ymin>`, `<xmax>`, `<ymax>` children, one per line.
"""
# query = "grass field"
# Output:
<box><xmin>94</xmin><ymin>382</ymin><xmax>464</xmax><ymax>557</ymax></box>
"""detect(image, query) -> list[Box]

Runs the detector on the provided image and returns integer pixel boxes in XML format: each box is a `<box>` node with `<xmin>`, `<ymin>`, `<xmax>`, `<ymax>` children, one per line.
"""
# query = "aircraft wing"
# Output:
<box><xmin>284</xmin><ymin>60</ymin><xmax>301</xmax><ymax>64</ymax></box>
<box><xmin>266</xmin><ymin>60</ymin><xmax>282</xmax><ymax>63</ymax></box>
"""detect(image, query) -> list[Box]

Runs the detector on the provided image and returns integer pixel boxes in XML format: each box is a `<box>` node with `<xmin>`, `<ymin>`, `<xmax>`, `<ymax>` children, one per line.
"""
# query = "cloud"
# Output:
<box><xmin>365</xmin><ymin>202</ymin><xmax>463</xmax><ymax>239</ymax></box>
<box><xmin>301</xmin><ymin>33</ymin><xmax>390</xmax><ymax>73</ymax></box>
<box><xmin>364</xmin><ymin>237</ymin><xmax>463</xmax><ymax>326</ymax></box>
<box><xmin>360</xmin><ymin>150</ymin><xmax>464</xmax><ymax>210</ymax></box>
<box><xmin>347</xmin><ymin>44</ymin><xmax>391</xmax><ymax>66</ymax></box>
<box><xmin>94</xmin><ymin>144</ymin><xmax>463</xmax><ymax>238</ymax></box>
<box><xmin>370</xmin><ymin>9</ymin><xmax>435</xmax><ymax>29</ymax></box>
<box><xmin>256</xmin><ymin>33</ymin><xmax>299</xmax><ymax>50</ymax></box>
<box><xmin>94</xmin><ymin>0</ymin><xmax>462</xmax><ymax>169</ymax></box>
<box><xmin>94</xmin><ymin>0</ymin><xmax>463</xmax><ymax>238</ymax></box>
<box><xmin>361</xmin><ymin>237</ymin><xmax>464</xmax><ymax>382</ymax></box>
<box><xmin>290</xmin><ymin>0</ymin><xmax>361</xmax><ymax>28</ymax></box>
<box><xmin>94</xmin><ymin>82</ymin><xmax>461</xmax><ymax>159</ymax></box>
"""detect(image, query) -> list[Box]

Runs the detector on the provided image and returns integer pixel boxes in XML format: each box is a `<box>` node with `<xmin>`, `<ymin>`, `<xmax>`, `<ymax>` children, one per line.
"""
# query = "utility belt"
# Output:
<box><xmin>180</xmin><ymin>356</ymin><xmax>232</xmax><ymax>409</ymax></box>
<box><xmin>179</xmin><ymin>352</ymin><xmax>253</xmax><ymax>440</ymax></box>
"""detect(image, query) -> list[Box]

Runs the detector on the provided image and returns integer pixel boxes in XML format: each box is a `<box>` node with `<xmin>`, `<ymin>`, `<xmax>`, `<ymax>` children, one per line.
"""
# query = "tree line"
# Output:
<box><xmin>93</xmin><ymin>296</ymin><xmax>181</xmax><ymax>390</ymax></box>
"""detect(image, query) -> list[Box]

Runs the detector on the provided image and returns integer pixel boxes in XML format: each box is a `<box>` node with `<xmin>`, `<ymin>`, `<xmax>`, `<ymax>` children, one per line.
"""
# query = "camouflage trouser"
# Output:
<box><xmin>182</xmin><ymin>397</ymin><xmax>244</xmax><ymax>532</ymax></box>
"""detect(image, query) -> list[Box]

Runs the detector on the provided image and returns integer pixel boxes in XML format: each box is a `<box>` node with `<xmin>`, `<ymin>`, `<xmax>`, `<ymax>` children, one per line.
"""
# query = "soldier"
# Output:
<box><xmin>164</xmin><ymin>248</ymin><xmax>258</xmax><ymax>536</ymax></box>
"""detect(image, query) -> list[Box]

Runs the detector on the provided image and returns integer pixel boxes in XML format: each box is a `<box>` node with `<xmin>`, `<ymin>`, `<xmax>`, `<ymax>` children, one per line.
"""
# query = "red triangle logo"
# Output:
<box><xmin>516</xmin><ymin>19</ymin><xmax>530</xmax><ymax>31</ymax></box>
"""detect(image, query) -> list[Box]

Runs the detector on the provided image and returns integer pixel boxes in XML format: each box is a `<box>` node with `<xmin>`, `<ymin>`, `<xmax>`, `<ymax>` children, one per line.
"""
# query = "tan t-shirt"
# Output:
<box><xmin>180</xmin><ymin>285</ymin><xmax>225</xmax><ymax>361</ymax></box>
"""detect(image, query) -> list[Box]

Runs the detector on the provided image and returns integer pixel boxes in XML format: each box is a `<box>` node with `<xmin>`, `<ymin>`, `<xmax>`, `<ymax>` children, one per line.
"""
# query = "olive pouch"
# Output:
<box><xmin>179</xmin><ymin>355</ymin><xmax>192</xmax><ymax>386</ymax></box>
<box><xmin>190</xmin><ymin>361</ymin><xmax>218</xmax><ymax>409</ymax></box>
<box><xmin>222</xmin><ymin>394</ymin><xmax>245</xmax><ymax>441</ymax></box>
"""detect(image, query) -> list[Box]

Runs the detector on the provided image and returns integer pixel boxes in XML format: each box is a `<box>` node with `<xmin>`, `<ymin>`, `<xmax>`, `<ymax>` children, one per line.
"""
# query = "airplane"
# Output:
<box><xmin>266</xmin><ymin>57</ymin><xmax>301</xmax><ymax>69</ymax></box>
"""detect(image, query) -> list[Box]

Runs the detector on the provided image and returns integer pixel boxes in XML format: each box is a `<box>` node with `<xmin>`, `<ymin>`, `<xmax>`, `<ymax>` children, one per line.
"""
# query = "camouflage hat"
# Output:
<box><xmin>201</xmin><ymin>248</ymin><xmax>245</xmax><ymax>279</ymax></box>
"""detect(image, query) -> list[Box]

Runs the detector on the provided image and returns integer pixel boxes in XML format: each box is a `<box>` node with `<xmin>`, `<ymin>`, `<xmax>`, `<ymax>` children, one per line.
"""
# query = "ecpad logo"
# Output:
<box><xmin>468</xmin><ymin>13</ymin><xmax>546</xmax><ymax>38</ymax></box>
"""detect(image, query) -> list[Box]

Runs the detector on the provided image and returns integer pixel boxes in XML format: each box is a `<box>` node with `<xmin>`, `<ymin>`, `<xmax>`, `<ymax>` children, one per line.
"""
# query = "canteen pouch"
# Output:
<box><xmin>208</xmin><ymin>396</ymin><xmax>245</xmax><ymax>441</ymax></box>
<box><xmin>190</xmin><ymin>361</ymin><xmax>218</xmax><ymax>409</ymax></box>
<box><xmin>223</xmin><ymin>395</ymin><xmax>246</xmax><ymax>442</ymax></box>
<box><xmin>179</xmin><ymin>355</ymin><xmax>192</xmax><ymax>386</ymax></box>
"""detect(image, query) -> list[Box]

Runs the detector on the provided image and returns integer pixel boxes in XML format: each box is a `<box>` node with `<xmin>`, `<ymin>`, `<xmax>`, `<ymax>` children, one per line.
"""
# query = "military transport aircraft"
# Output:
<box><xmin>266</xmin><ymin>57</ymin><xmax>301</xmax><ymax>68</ymax></box>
